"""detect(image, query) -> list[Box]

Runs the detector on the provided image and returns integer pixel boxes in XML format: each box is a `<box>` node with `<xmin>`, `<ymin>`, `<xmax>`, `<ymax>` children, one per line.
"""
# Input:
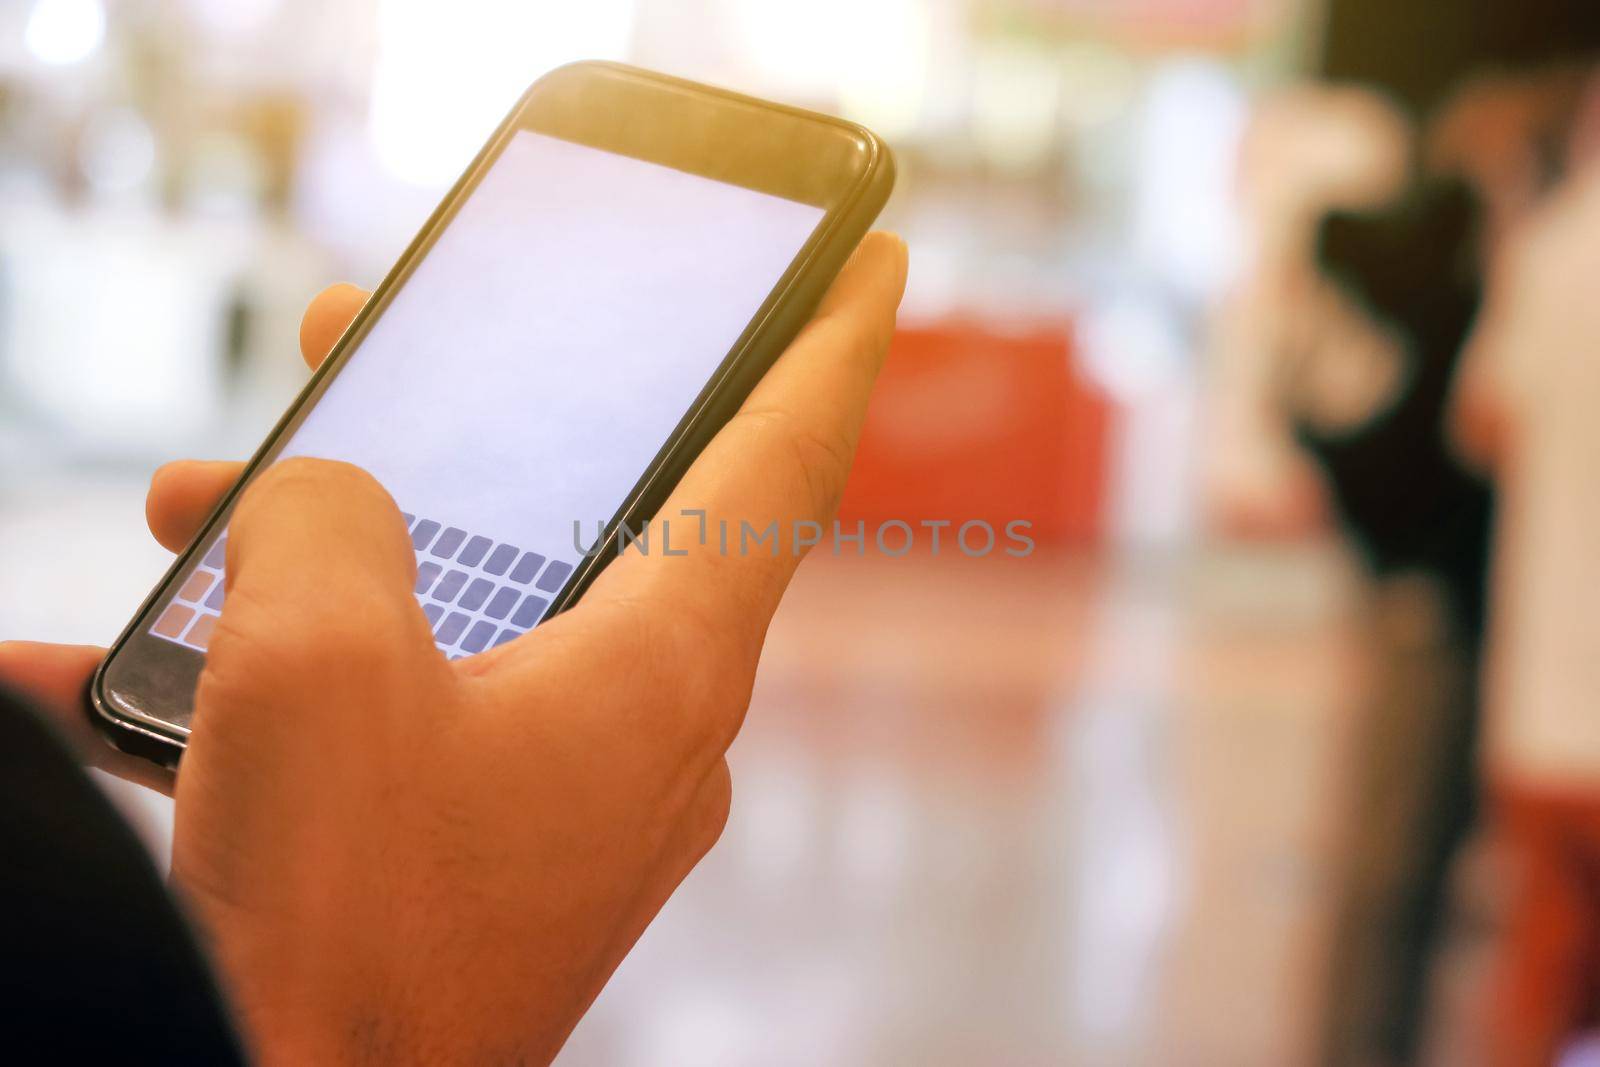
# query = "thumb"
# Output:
<box><xmin>200</xmin><ymin>458</ymin><xmax>437</xmax><ymax>719</ymax></box>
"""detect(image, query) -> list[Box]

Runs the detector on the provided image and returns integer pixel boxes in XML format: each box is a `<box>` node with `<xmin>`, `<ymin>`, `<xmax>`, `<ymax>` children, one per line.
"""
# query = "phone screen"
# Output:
<box><xmin>147</xmin><ymin>130</ymin><xmax>826</xmax><ymax>661</ymax></box>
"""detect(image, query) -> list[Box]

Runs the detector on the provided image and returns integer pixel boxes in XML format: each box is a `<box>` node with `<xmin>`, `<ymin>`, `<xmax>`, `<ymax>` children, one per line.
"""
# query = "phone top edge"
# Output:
<box><xmin>521</xmin><ymin>61</ymin><xmax>888</xmax><ymax>209</ymax></box>
<box><xmin>539</xmin><ymin>59</ymin><xmax>891</xmax><ymax>153</ymax></box>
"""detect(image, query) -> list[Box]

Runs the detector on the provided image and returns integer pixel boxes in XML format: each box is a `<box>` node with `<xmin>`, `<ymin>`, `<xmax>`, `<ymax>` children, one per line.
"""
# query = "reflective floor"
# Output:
<box><xmin>2</xmin><ymin>476</ymin><xmax>1377</xmax><ymax>1065</ymax></box>
<box><xmin>563</xmin><ymin>544</ymin><xmax>1371</xmax><ymax>1065</ymax></box>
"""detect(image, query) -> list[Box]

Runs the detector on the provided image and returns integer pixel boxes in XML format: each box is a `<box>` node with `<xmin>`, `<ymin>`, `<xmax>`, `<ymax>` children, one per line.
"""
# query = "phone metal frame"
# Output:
<box><xmin>89</xmin><ymin>61</ymin><xmax>895</xmax><ymax>765</ymax></box>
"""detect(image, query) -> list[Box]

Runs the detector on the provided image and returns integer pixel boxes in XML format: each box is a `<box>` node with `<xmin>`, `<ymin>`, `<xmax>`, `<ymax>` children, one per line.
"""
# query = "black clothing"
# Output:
<box><xmin>0</xmin><ymin>685</ymin><xmax>244</xmax><ymax>1064</ymax></box>
<box><xmin>1305</xmin><ymin>179</ymin><xmax>1491</xmax><ymax>1067</ymax></box>
<box><xmin>1306</xmin><ymin>178</ymin><xmax>1494</xmax><ymax>640</ymax></box>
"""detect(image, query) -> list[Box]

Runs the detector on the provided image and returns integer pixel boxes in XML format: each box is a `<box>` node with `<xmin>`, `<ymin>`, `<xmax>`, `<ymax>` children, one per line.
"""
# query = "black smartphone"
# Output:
<box><xmin>89</xmin><ymin>61</ymin><xmax>895</xmax><ymax>765</ymax></box>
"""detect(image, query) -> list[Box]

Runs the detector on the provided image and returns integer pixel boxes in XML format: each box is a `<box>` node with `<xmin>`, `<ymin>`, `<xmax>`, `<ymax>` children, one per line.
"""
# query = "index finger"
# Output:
<box><xmin>197</xmin><ymin>458</ymin><xmax>438</xmax><ymax>734</ymax></box>
<box><xmin>587</xmin><ymin>231</ymin><xmax>908</xmax><ymax>647</ymax></box>
<box><xmin>299</xmin><ymin>283</ymin><xmax>371</xmax><ymax>370</ymax></box>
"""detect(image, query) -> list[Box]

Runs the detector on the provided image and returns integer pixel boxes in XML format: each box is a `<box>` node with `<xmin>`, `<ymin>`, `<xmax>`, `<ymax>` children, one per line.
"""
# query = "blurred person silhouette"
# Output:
<box><xmin>1305</xmin><ymin>169</ymin><xmax>1493</xmax><ymax>1067</ymax></box>
<box><xmin>1448</xmin><ymin>69</ymin><xmax>1600</xmax><ymax>1067</ymax></box>
<box><xmin>1308</xmin><ymin>52</ymin><xmax>1600</xmax><ymax>1064</ymax></box>
<box><xmin>1217</xmin><ymin>3</ymin><xmax>1600</xmax><ymax>1058</ymax></box>
<box><xmin>1206</xmin><ymin>84</ymin><xmax>1492</xmax><ymax>1067</ymax></box>
<box><xmin>1202</xmin><ymin>86</ymin><xmax>1409</xmax><ymax>541</ymax></box>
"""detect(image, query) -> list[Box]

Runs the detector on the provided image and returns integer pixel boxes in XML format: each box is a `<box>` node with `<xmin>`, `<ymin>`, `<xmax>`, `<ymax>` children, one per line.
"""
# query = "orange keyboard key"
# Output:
<box><xmin>185</xmin><ymin>613</ymin><xmax>219</xmax><ymax>651</ymax></box>
<box><xmin>177</xmin><ymin>570</ymin><xmax>214</xmax><ymax>604</ymax></box>
<box><xmin>153</xmin><ymin>603</ymin><xmax>195</xmax><ymax>639</ymax></box>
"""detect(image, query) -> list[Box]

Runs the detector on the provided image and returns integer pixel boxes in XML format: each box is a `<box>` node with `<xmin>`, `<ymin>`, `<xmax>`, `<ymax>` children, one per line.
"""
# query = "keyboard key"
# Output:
<box><xmin>432</xmin><ymin>569</ymin><xmax>469</xmax><ymax>603</ymax></box>
<box><xmin>185</xmin><ymin>613</ymin><xmax>219</xmax><ymax>651</ymax></box>
<box><xmin>153</xmin><ymin>603</ymin><xmax>195</xmax><ymax>639</ymax></box>
<box><xmin>436</xmin><ymin>611</ymin><xmax>471</xmax><ymax>646</ymax></box>
<box><xmin>483</xmin><ymin>586</ymin><xmax>518</xmax><ymax>620</ymax></box>
<box><xmin>458</xmin><ymin>578</ymin><xmax>493</xmax><ymax>611</ymax></box>
<box><xmin>205</xmin><ymin>580</ymin><xmax>226</xmax><ymax>611</ymax></box>
<box><xmin>510</xmin><ymin>551</ymin><xmax>547</xmax><ymax>584</ymax></box>
<box><xmin>422</xmin><ymin>602</ymin><xmax>443</xmax><ymax>626</ymax></box>
<box><xmin>511</xmin><ymin>594</ymin><xmax>549</xmax><ymax>628</ymax></box>
<box><xmin>483</xmin><ymin>543</ymin><xmax>518</xmax><ymax>576</ymax></box>
<box><xmin>411</xmin><ymin>519</ymin><xmax>441</xmax><ymax>551</ymax></box>
<box><xmin>431</xmin><ymin>527</ymin><xmax>467</xmax><ymax>558</ymax></box>
<box><xmin>461</xmin><ymin>620</ymin><xmax>497</xmax><ymax>654</ymax></box>
<box><xmin>401</xmin><ymin>512</ymin><xmax>415</xmax><ymax>528</ymax></box>
<box><xmin>203</xmin><ymin>538</ymin><xmax>227</xmax><ymax>569</ymax></box>
<box><xmin>493</xmin><ymin>627</ymin><xmax>523</xmax><ymax>647</ymax></box>
<box><xmin>535</xmin><ymin>560</ymin><xmax>573</xmax><ymax>594</ymax></box>
<box><xmin>457</xmin><ymin>535</ymin><xmax>492</xmax><ymax>567</ymax></box>
<box><xmin>415</xmin><ymin>561</ymin><xmax>443</xmax><ymax>595</ymax></box>
<box><xmin>177</xmin><ymin>570</ymin><xmax>214</xmax><ymax>604</ymax></box>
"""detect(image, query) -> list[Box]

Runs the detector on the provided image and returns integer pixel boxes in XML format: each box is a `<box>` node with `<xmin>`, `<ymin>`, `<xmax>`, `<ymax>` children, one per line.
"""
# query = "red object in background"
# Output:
<box><xmin>838</xmin><ymin>322</ymin><xmax>1113</xmax><ymax>546</ymax></box>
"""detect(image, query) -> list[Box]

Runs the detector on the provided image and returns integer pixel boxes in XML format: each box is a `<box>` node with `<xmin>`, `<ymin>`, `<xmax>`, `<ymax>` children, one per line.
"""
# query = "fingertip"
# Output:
<box><xmin>221</xmin><ymin>458</ymin><xmax>428</xmax><ymax>665</ymax></box>
<box><xmin>856</xmin><ymin>231</ymin><xmax>908</xmax><ymax>276</ymax></box>
<box><xmin>229</xmin><ymin>457</ymin><xmax>413</xmax><ymax>582</ymax></box>
<box><xmin>299</xmin><ymin>283</ymin><xmax>370</xmax><ymax>370</ymax></box>
<box><xmin>864</xmin><ymin>229</ymin><xmax>908</xmax><ymax>264</ymax></box>
<box><xmin>235</xmin><ymin>456</ymin><xmax>395</xmax><ymax>528</ymax></box>
<box><xmin>146</xmin><ymin>460</ymin><xmax>243</xmax><ymax>553</ymax></box>
<box><xmin>145</xmin><ymin>459</ymin><xmax>189</xmax><ymax>546</ymax></box>
<box><xmin>817</xmin><ymin>232</ymin><xmax>909</xmax><ymax>322</ymax></box>
<box><xmin>883</xmin><ymin>232</ymin><xmax>910</xmax><ymax>298</ymax></box>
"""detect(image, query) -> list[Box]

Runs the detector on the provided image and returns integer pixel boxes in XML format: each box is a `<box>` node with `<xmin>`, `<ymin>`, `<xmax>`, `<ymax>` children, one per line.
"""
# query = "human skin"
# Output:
<box><xmin>0</xmin><ymin>232</ymin><xmax>908</xmax><ymax>1065</ymax></box>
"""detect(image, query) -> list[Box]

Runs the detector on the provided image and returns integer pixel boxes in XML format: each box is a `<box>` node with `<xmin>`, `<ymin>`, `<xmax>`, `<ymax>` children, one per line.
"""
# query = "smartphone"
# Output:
<box><xmin>89</xmin><ymin>61</ymin><xmax>895</xmax><ymax>765</ymax></box>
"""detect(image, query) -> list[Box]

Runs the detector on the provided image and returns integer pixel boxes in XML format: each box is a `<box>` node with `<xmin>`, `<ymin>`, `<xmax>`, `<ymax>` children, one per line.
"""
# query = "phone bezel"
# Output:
<box><xmin>89</xmin><ymin>61</ymin><xmax>894</xmax><ymax>763</ymax></box>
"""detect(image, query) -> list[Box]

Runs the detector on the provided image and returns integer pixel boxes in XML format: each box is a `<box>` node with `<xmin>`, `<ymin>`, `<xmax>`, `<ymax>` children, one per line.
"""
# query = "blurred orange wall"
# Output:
<box><xmin>838</xmin><ymin>323</ymin><xmax>1113</xmax><ymax>546</ymax></box>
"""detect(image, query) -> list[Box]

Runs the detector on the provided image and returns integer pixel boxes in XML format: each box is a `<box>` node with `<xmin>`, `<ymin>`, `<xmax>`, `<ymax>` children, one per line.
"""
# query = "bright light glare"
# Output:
<box><xmin>24</xmin><ymin>0</ymin><xmax>106</xmax><ymax>65</ymax></box>
<box><xmin>77</xmin><ymin>107</ymin><xmax>158</xmax><ymax>195</ymax></box>
<box><xmin>723</xmin><ymin>0</ymin><xmax>932</xmax><ymax>138</ymax></box>
<box><xmin>183</xmin><ymin>0</ymin><xmax>279</xmax><ymax>36</ymax></box>
<box><xmin>1079</xmin><ymin>292</ymin><xmax>1188</xmax><ymax>400</ymax></box>
<box><xmin>1132</xmin><ymin>61</ymin><xmax>1246</xmax><ymax>300</ymax></box>
<box><xmin>722</xmin><ymin>0</ymin><xmax>853</xmax><ymax>98</ymax></box>
<box><xmin>971</xmin><ymin>41</ymin><xmax>1062</xmax><ymax>171</ymax></box>
<box><xmin>836</xmin><ymin>0</ymin><xmax>931</xmax><ymax>140</ymax></box>
<box><xmin>370</xmin><ymin>0</ymin><xmax>636</xmax><ymax>188</ymax></box>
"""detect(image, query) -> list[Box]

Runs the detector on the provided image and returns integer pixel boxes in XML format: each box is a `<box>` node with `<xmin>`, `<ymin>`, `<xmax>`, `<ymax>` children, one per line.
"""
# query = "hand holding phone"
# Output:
<box><xmin>1</xmin><ymin>230</ymin><xmax>906</xmax><ymax>1062</ymax></box>
<box><xmin>193</xmin><ymin>232</ymin><xmax>909</xmax><ymax>1064</ymax></box>
<box><xmin>1</xmin><ymin>63</ymin><xmax>904</xmax><ymax>1062</ymax></box>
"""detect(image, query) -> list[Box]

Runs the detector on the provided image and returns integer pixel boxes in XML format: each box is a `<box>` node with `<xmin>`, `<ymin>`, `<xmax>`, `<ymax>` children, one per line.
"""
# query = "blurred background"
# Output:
<box><xmin>7</xmin><ymin>0</ymin><xmax>1600</xmax><ymax>1063</ymax></box>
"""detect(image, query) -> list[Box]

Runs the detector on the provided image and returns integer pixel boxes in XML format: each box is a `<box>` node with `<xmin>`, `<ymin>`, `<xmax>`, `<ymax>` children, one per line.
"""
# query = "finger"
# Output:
<box><xmin>222</xmin><ymin>457</ymin><xmax>424</xmax><ymax>639</ymax></box>
<box><xmin>0</xmin><ymin>642</ymin><xmax>175</xmax><ymax>796</ymax></box>
<box><xmin>298</xmin><ymin>283</ymin><xmax>370</xmax><ymax>370</ymax></box>
<box><xmin>201</xmin><ymin>458</ymin><xmax>438</xmax><ymax>724</ymax></box>
<box><xmin>147</xmin><ymin>460</ymin><xmax>245</xmax><ymax>552</ymax></box>
<box><xmin>588</xmin><ymin>231</ymin><xmax>908</xmax><ymax>647</ymax></box>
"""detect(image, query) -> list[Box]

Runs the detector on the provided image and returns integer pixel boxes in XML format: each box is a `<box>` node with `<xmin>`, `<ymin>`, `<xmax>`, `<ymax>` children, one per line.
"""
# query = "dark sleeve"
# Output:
<box><xmin>0</xmin><ymin>685</ymin><xmax>246</xmax><ymax>1064</ymax></box>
